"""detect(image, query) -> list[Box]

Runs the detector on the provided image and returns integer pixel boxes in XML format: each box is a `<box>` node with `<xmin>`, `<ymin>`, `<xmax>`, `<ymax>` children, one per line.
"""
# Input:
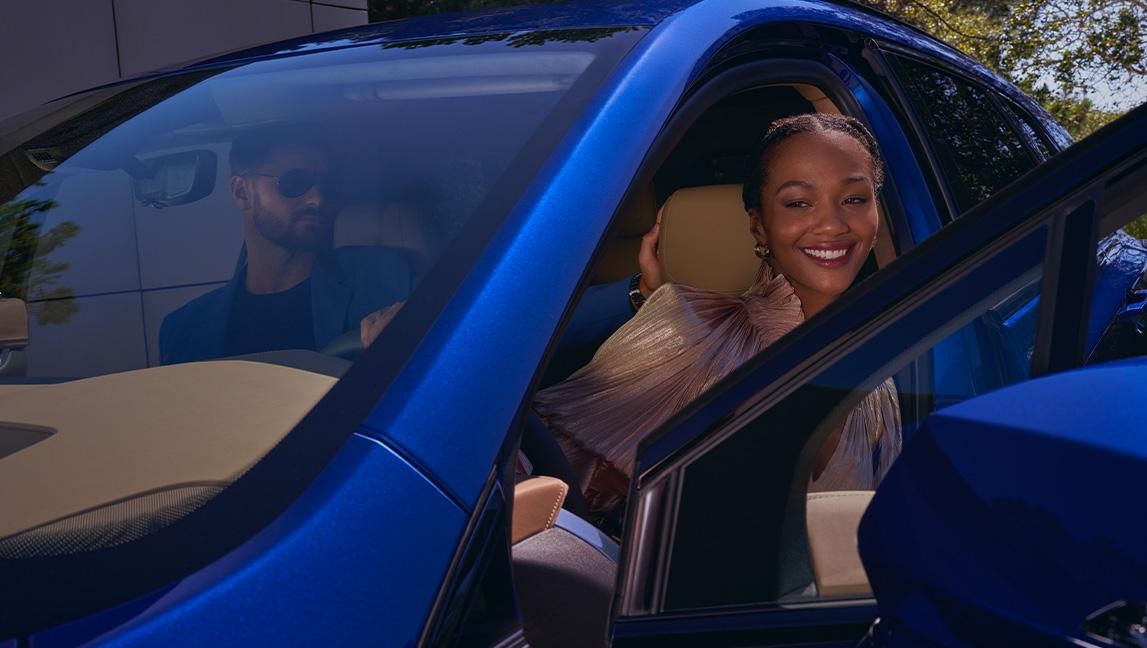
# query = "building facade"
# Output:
<box><xmin>1</xmin><ymin>0</ymin><xmax>368</xmax><ymax>122</ymax></box>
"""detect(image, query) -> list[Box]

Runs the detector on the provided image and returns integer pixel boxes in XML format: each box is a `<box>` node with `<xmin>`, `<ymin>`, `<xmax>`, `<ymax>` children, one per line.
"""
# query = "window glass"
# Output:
<box><xmin>1000</xmin><ymin>101</ymin><xmax>1053</xmax><ymax>160</ymax></box>
<box><xmin>887</xmin><ymin>54</ymin><xmax>1040</xmax><ymax>214</ymax></box>
<box><xmin>0</xmin><ymin>28</ymin><xmax>643</xmax><ymax>380</ymax></box>
<box><xmin>0</xmin><ymin>28</ymin><xmax>644</xmax><ymax>561</ymax></box>
<box><xmin>659</xmin><ymin>228</ymin><xmax>1047</xmax><ymax>612</ymax></box>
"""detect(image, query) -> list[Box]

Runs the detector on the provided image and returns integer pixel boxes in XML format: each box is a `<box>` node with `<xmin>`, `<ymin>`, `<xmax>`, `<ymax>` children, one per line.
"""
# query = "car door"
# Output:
<box><xmin>608</xmin><ymin>103</ymin><xmax>1147</xmax><ymax>647</ymax></box>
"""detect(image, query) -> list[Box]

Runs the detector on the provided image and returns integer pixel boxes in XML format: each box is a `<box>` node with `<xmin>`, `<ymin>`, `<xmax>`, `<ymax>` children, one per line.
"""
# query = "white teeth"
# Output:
<box><xmin>802</xmin><ymin>248</ymin><xmax>848</xmax><ymax>260</ymax></box>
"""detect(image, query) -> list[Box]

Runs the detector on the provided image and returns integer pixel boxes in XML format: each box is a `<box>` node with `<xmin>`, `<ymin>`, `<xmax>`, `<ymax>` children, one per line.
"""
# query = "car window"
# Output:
<box><xmin>631</xmin><ymin>223</ymin><xmax>1049</xmax><ymax>613</ymax></box>
<box><xmin>999</xmin><ymin>99</ymin><xmax>1054</xmax><ymax>160</ymax></box>
<box><xmin>0</xmin><ymin>28</ymin><xmax>643</xmax><ymax>381</ymax></box>
<box><xmin>0</xmin><ymin>28</ymin><xmax>645</xmax><ymax>567</ymax></box>
<box><xmin>885</xmin><ymin>54</ymin><xmax>1041</xmax><ymax>215</ymax></box>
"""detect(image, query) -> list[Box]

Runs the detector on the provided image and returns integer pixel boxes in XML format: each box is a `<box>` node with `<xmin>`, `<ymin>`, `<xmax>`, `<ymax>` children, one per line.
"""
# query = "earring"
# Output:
<box><xmin>754</xmin><ymin>242</ymin><xmax>771</xmax><ymax>258</ymax></box>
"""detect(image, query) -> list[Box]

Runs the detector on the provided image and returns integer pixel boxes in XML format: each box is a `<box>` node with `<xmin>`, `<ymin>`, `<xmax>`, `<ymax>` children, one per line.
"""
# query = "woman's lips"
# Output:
<box><xmin>799</xmin><ymin>243</ymin><xmax>855</xmax><ymax>268</ymax></box>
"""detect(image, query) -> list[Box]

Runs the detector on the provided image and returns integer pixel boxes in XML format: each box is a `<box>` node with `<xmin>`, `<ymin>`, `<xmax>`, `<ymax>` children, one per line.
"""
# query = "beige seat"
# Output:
<box><xmin>657</xmin><ymin>184</ymin><xmax>760</xmax><ymax>295</ymax></box>
<box><xmin>806</xmin><ymin>490</ymin><xmax>874</xmax><ymax>597</ymax></box>
<box><xmin>334</xmin><ymin>201</ymin><xmax>436</xmax><ymax>274</ymax></box>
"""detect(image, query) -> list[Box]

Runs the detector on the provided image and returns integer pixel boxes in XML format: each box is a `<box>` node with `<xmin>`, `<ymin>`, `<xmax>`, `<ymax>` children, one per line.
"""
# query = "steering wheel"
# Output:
<box><xmin>319</xmin><ymin>329</ymin><xmax>365</xmax><ymax>360</ymax></box>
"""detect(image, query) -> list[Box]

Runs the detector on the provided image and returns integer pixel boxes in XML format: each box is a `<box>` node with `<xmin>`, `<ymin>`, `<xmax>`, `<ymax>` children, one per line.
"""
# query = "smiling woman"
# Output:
<box><xmin>745</xmin><ymin>113</ymin><xmax>885</xmax><ymax>317</ymax></box>
<box><xmin>534</xmin><ymin>114</ymin><xmax>900</xmax><ymax>526</ymax></box>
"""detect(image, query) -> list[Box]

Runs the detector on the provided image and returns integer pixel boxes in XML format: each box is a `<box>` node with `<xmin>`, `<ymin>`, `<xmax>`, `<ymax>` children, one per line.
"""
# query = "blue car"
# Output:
<box><xmin>1</xmin><ymin>1</ymin><xmax>1145</xmax><ymax>645</ymax></box>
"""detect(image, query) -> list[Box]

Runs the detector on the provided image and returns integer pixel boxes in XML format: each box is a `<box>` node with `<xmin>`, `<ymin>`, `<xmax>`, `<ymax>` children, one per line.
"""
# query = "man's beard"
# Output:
<box><xmin>252</xmin><ymin>204</ymin><xmax>333</xmax><ymax>251</ymax></box>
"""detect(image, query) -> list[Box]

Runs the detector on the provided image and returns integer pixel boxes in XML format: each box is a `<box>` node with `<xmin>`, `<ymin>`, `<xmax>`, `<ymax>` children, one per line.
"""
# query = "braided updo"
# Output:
<box><xmin>742</xmin><ymin>113</ymin><xmax>885</xmax><ymax>212</ymax></box>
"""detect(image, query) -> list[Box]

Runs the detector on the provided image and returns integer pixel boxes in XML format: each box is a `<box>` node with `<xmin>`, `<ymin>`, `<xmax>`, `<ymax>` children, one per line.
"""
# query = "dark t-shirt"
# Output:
<box><xmin>223</xmin><ymin>278</ymin><xmax>315</xmax><ymax>356</ymax></box>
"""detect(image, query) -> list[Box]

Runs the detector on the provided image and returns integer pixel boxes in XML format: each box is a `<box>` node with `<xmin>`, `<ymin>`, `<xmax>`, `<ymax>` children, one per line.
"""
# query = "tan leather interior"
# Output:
<box><xmin>511</xmin><ymin>476</ymin><xmax>569</xmax><ymax>544</ymax></box>
<box><xmin>0</xmin><ymin>298</ymin><xmax>28</xmax><ymax>349</ymax></box>
<box><xmin>0</xmin><ymin>385</ymin><xmax>39</xmax><ymax>398</ymax></box>
<box><xmin>659</xmin><ymin>184</ymin><xmax>760</xmax><ymax>295</ymax></box>
<box><xmin>791</xmin><ymin>83</ymin><xmax>842</xmax><ymax>115</ymax></box>
<box><xmin>806</xmin><ymin>490</ymin><xmax>874</xmax><ymax>597</ymax></box>
<box><xmin>0</xmin><ymin>361</ymin><xmax>336</xmax><ymax>539</ymax></box>
<box><xmin>335</xmin><ymin>202</ymin><xmax>435</xmax><ymax>274</ymax></box>
<box><xmin>591</xmin><ymin>187</ymin><xmax>658</xmax><ymax>284</ymax></box>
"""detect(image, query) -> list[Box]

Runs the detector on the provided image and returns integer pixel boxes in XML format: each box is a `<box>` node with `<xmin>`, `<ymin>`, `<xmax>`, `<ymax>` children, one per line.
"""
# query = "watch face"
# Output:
<box><xmin>628</xmin><ymin>274</ymin><xmax>646</xmax><ymax>312</ymax></box>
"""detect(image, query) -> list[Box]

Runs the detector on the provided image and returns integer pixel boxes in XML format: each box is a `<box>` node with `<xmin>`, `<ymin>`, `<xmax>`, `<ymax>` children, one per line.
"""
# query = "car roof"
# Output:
<box><xmin>192</xmin><ymin>0</ymin><xmax>940</xmax><ymax>69</ymax></box>
<box><xmin>63</xmin><ymin>0</ymin><xmax>1035</xmax><ymax>125</ymax></box>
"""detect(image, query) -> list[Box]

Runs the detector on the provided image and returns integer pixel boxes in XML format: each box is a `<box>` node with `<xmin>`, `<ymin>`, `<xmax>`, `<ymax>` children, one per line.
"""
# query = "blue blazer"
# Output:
<box><xmin>159</xmin><ymin>244</ymin><xmax>632</xmax><ymax>368</ymax></box>
<box><xmin>159</xmin><ymin>246</ymin><xmax>413</xmax><ymax>365</ymax></box>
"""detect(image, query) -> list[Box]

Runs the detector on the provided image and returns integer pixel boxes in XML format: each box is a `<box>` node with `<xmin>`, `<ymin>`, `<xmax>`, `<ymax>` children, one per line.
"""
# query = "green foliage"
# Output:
<box><xmin>861</xmin><ymin>0</ymin><xmax>1144</xmax><ymax>139</ymax></box>
<box><xmin>1126</xmin><ymin>215</ymin><xmax>1147</xmax><ymax>240</ymax></box>
<box><xmin>0</xmin><ymin>195</ymin><xmax>80</xmax><ymax>325</ymax></box>
<box><xmin>369</xmin><ymin>0</ymin><xmax>1143</xmax><ymax>139</ymax></box>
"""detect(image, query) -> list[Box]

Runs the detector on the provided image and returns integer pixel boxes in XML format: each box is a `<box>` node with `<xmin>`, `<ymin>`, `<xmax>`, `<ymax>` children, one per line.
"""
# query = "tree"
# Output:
<box><xmin>861</xmin><ymin>0</ymin><xmax>1143</xmax><ymax>137</ymax></box>
<box><xmin>0</xmin><ymin>195</ymin><xmax>80</xmax><ymax>325</ymax></box>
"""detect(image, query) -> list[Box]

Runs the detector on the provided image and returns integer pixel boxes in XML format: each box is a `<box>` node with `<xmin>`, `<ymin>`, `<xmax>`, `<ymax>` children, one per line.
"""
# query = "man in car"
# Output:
<box><xmin>159</xmin><ymin>126</ymin><xmax>412</xmax><ymax>364</ymax></box>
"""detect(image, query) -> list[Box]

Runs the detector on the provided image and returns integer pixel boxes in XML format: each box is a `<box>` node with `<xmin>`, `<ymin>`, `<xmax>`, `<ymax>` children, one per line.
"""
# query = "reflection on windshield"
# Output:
<box><xmin>0</xmin><ymin>193</ymin><xmax>78</xmax><ymax>325</ymax></box>
<box><xmin>0</xmin><ymin>27</ymin><xmax>644</xmax><ymax>379</ymax></box>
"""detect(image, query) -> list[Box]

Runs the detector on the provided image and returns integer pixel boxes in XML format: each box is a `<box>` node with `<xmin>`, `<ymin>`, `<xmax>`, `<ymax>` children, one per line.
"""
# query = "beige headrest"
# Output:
<box><xmin>0</xmin><ymin>298</ymin><xmax>28</xmax><ymax>349</ymax></box>
<box><xmin>659</xmin><ymin>185</ymin><xmax>760</xmax><ymax>295</ymax></box>
<box><xmin>806</xmin><ymin>490</ymin><xmax>874</xmax><ymax>597</ymax></box>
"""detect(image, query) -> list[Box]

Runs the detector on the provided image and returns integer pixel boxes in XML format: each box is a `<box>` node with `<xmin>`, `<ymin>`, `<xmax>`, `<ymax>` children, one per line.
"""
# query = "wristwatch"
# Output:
<box><xmin>628</xmin><ymin>272</ymin><xmax>647</xmax><ymax>312</ymax></box>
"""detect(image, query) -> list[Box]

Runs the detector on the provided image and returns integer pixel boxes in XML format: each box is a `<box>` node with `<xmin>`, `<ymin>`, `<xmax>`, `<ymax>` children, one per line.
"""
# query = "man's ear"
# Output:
<box><xmin>747</xmin><ymin>208</ymin><xmax>767</xmax><ymax>244</ymax></box>
<box><xmin>230</xmin><ymin>175</ymin><xmax>251</xmax><ymax>210</ymax></box>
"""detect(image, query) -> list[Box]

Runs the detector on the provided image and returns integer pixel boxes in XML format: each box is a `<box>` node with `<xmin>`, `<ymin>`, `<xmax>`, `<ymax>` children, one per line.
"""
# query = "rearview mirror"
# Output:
<box><xmin>131</xmin><ymin>150</ymin><xmax>216</xmax><ymax>209</ymax></box>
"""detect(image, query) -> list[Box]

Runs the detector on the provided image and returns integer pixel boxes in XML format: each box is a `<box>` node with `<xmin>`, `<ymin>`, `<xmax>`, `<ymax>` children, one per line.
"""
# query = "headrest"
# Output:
<box><xmin>511</xmin><ymin>476</ymin><xmax>569</xmax><ymax>544</ymax></box>
<box><xmin>806</xmin><ymin>490</ymin><xmax>874</xmax><ymax>597</ymax></box>
<box><xmin>659</xmin><ymin>184</ymin><xmax>760</xmax><ymax>295</ymax></box>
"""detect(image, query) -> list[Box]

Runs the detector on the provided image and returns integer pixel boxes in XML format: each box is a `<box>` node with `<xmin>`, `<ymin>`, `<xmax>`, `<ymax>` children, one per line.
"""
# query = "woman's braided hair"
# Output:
<box><xmin>742</xmin><ymin>113</ymin><xmax>885</xmax><ymax>211</ymax></box>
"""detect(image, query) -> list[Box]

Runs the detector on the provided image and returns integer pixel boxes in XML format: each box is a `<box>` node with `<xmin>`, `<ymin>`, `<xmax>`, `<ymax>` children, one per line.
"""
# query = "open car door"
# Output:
<box><xmin>608</xmin><ymin>103</ymin><xmax>1147</xmax><ymax>647</ymax></box>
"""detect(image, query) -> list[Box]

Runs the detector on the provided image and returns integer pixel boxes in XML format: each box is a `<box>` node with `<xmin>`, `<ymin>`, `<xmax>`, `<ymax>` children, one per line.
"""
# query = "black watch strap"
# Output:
<box><xmin>628</xmin><ymin>272</ymin><xmax>646</xmax><ymax>312</ymax></box>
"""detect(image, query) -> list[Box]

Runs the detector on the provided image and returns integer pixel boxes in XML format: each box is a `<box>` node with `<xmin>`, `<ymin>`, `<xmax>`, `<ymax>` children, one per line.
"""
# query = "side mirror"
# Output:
<box><xmin>859</xmin><ymin>361</ymin><xmax>1147</xmax><ymax>644</ymax></box>
<box><xmin>131</xmin><ymin>150</ymin><xmax>216</xmax><ymax>209</ymax></box>
<box><xmin>0</xmin><ymin>298</ymin><xmax>28</xmax><ymax>376</ymax></box>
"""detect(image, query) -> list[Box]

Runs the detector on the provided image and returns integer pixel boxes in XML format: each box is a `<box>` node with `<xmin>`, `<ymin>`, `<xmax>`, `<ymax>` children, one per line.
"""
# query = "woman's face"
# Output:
<box><xmin>748</xmin><ymin>130</ymin><xmax>879</xmax><ymax>317</ymax></box>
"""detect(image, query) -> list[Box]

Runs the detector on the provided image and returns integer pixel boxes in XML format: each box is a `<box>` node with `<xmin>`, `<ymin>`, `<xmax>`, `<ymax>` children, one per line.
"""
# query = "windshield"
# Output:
<box><xmin>0</xmin><ymin>27</ymin><xmax>643</xmax><ymax>381</ymax></box>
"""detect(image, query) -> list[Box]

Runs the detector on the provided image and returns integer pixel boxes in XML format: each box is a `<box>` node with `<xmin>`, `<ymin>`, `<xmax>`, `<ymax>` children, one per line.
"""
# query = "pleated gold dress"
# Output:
<box><xmin>534</xmin><ymin>264</ymin><xmax>901</xmax><ymax>520</ymax></box>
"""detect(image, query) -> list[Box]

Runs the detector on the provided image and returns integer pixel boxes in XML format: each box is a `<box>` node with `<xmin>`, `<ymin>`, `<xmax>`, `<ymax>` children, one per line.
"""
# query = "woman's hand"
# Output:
<box><xmin>360</xmin><ymin>300</ymin><xmax>405</xmax><ymax>348</ymax></box>
<box><xmin>638</xmin><ymin>208</ymin><xmax>666</xmax><ymax>297</ymax></box>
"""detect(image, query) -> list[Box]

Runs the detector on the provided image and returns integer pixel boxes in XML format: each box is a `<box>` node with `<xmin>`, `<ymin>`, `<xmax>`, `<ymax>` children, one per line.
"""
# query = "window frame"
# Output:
<box><xmin>865</xmin><ymin>41</ymin><xmax>1047</xmax><ymax>224</ymax></box>
<box><xmin>531</xmin><ymin>48</ymin><xmax>928</xmax><ymax>395</ymax></box>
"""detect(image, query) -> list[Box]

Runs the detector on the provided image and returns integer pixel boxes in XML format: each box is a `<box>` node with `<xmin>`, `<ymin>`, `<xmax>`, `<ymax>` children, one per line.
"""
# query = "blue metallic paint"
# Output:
<box><xmin>9</xmin><ymin>1</ymin><xmax>1114</xmax><ymax>642</ymax></box>
<box><xmin>860</xmin><ymin>358</ymin><xmax>1147</xmax><ymax>645</ymax></box>
<box><xmin>28</xmin><ymin>589</ymin><xmax>172</xmax><ymax>648</ymax></box>
<box><xmin>56</xmin><ymin>434</ymin><xmax>464</xmax><ymax>646</ymax></box>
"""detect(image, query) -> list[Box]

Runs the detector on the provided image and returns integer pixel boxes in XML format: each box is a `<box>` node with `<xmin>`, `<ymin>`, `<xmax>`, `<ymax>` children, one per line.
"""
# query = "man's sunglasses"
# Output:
<box><xmin>245</xmin><ymin>169</ymin><xmax>338</xmax><ymax>199</ymax></box>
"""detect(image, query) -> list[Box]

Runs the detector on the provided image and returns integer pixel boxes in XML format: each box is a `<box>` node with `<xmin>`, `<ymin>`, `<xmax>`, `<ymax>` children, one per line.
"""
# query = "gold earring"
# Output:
<box><xmin>754</xmin><ymin>242</ymin><xmax>770</xmax><ymax>258</ymax></box>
